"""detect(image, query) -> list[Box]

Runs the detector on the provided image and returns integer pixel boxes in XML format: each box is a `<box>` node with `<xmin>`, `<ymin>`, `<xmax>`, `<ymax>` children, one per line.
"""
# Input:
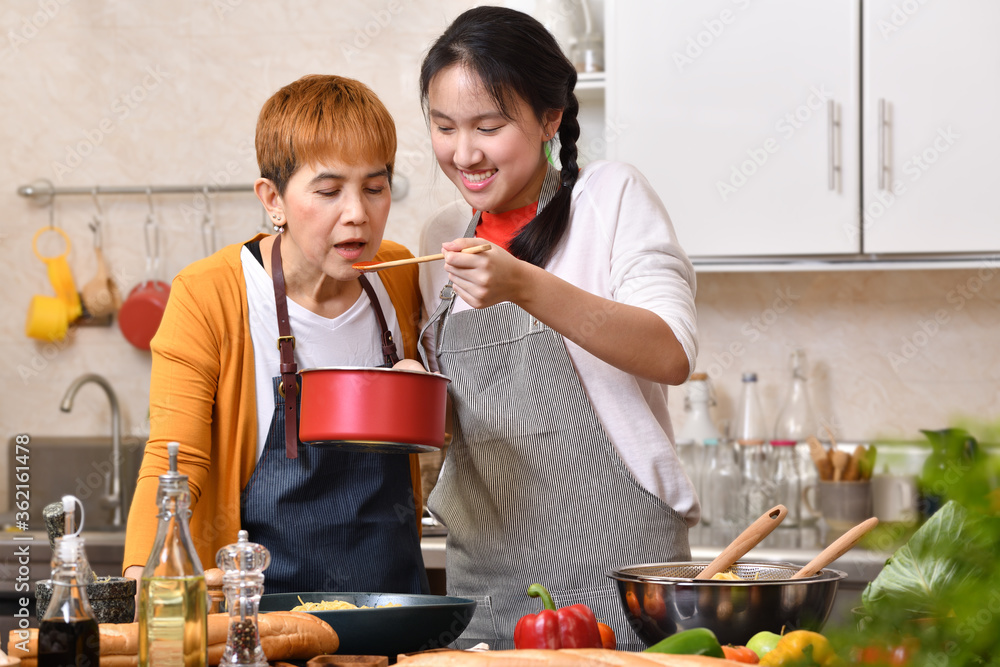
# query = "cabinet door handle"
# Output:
<box><xmin>828</xmin><ymin>99</ymin><xmax>841</xmax><ymax>191</ymax></box>
<box><xmin>878</xmin><ymin>98</ymin><xmax>892</xmax><ymax>190</ymax></box>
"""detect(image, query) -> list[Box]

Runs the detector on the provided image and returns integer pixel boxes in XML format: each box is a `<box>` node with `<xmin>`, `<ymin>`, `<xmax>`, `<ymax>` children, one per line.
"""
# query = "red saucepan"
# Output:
<box><xmin>119</xmin><ymin>207</ymin><xmax>170</xmax><ymax>350</ymax></box>
<box><xmin>299</xmin><ymin>366</ymin><xmax>451</xmax><ymax>453</ymax></box>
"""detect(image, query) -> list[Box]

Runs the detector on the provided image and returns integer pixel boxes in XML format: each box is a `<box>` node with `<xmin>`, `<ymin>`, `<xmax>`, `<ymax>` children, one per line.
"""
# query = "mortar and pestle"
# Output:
<box><xmin>35</xmin><ymin>500</ymin><xmax>136</xmax><ymax>623</ymax></box>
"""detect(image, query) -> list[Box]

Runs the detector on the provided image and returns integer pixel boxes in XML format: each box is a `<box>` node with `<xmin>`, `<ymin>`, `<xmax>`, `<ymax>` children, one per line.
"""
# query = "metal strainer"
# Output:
<box><xmin>616</xmin><ymin>561</ymin><xmax>820</xmax><ymax>582</ymax></box>
<box><xmin>609</xmin><ymin>561</ymin><xmax>846</xmax><ymax>647</ymax></box>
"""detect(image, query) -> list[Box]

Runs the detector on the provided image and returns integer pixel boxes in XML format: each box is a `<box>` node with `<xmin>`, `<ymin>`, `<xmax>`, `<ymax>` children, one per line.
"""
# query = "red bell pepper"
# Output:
<box><xmin>513</xmin><ymin>583</ymin><xmax>604</xmax><ymax>649</ymax></box>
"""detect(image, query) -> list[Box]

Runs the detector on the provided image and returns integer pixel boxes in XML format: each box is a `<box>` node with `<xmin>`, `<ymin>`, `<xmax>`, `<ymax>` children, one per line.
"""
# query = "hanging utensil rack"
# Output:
<box><xmin>17</xmin><ymin>179</ymin><xmax>255</xmax><ymax>206</ymax></box>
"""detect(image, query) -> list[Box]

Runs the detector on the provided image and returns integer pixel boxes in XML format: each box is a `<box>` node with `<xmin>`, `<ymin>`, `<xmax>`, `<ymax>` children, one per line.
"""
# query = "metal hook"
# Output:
<box><xmin>144</xmin><ymin>189</ymin><xmax>159</xmax><ymax>280</ymax></box>
<box><xmin>87</xmin><ymin>216</ymin><xmax>103</xmax><ymax>250</ymax></box>
<box><xmin>201</xmin><ymin>186</ymin><xmax>216</xmax><ymax>256</ymax></box>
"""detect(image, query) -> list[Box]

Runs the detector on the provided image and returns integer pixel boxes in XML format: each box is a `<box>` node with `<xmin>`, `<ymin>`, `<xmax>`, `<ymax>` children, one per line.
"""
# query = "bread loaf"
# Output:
<box><xmin>7</xmin><ymin>611</ymin><xmax>338</xmax><ymax>666</ymax></box>
<box><xmin>396</xmin><ymin>649</ymin><xmax>743</xmax><ymax>666</ymax></box>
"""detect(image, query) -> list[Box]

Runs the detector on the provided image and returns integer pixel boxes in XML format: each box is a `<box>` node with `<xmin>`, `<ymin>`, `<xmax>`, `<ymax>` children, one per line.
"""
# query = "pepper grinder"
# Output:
<box><xmin>216</xmin><ymin>530</ymin><xmax>271</xmax><ymax>667</ymax></box>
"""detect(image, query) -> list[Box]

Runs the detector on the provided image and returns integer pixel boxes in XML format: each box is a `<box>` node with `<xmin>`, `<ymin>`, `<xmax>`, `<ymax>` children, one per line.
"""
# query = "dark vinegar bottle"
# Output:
<box><xmin>39</xmin><ymin>496</ymin><xmax>99</xmax><ymax>667</ymax></box>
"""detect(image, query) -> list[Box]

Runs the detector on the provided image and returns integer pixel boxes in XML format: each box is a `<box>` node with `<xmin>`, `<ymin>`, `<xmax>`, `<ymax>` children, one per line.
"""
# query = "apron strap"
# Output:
<box><xmin>419</xmin><ymin>163</ymin><xmax>562</xmax><ymax>366</ymax></box>
<box><xmin>358</xmin><ymin>274</ymin><xmax>400</xmax><ymax>366</ymax></box>
<box><xmin>270</xmin><ymin>233</ymin><xmax>299</xmax><ymax>459</ymax></box>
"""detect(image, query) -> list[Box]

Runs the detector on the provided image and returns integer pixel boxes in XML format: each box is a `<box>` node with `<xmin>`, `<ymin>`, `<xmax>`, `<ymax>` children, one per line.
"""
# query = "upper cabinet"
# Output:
<box><xmin>605</xmin><ymin>0</ymin><xmax>1000</xmax><ymax>259</ymax></box>
<box><xmin>862</xmin><ymin>0</ymin><xmax>1000</xmax><ymax>254</ymax></box>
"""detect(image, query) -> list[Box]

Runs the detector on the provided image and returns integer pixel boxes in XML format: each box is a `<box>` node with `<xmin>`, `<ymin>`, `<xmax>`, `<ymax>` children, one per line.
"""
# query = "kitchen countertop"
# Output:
<box><xmin>1</xmin><ymin>527</ymin><xmax>891</xmax><ymax>590</ymax></box>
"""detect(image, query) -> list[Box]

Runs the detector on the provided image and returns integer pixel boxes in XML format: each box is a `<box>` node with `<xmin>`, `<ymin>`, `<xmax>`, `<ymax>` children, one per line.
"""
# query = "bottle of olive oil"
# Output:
<box><xmin>39</xmin><ymin>496</ymin><xmax>99</xmax><ymax>667</ymax></box>
<box><xmin>139</xmin><ymin>442</ymin><xmax>208</xmax><ymax>667</ymax></box>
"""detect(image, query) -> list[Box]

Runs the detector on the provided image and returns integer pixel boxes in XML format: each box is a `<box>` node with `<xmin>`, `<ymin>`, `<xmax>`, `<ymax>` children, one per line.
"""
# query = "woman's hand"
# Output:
<box><xmin>442</xmin><ymin>238</ymin><xmax>530</xmax><ymax>309</ymax></box>
<box><xmin>439</xmin><ymin>237</ymin><xmax>689</xmax><ymax>385</ymax></box>
<box><xmin>392</xmin><ymin>359</ymin><xmax>427</xmax><ymax>372</ymax></box>
<box><xmin>124</xmin><ymin>564</ymin><xmax>143</xmax><ymax>620</ymax></box>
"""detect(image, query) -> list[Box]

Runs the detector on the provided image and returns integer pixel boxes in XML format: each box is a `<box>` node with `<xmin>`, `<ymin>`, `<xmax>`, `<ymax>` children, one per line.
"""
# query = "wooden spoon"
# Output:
<box><xmin>353</xmin><ymin>243</ymin><xmax>492</xmax><ymax>272</ymax></box>
<box><xmin>791</xmin><ymin>517</ymin><xmax>879</xmax><ymax>579</ymax></box>
<box><xmin>695</xmin><ymin>505</ymin><xmax>788</xmax><ymax>580</ymax></box>
<box><xmin>80</xmin><ymin>247</ymin><xmax>121</xmax><ymax>317</ymax></box>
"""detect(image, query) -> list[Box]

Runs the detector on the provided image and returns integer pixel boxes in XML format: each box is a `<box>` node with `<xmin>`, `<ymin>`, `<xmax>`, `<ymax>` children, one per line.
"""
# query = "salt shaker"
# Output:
<box><xmin>217</xmin><ymin>531</ymin><xmax>271</xmax><ymax>667</ymax></box>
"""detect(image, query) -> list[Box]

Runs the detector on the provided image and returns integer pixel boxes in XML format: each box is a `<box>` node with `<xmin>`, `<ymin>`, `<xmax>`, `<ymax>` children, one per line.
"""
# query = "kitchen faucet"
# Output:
<box><xmin>60</xmin><ymin>373</ymin><xmax>123</xmax><ymax>528</ymax></box>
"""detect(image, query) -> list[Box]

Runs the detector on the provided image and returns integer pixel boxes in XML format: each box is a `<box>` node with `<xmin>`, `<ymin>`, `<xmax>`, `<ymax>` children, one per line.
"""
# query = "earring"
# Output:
<box><xmin>272</xmin><ymin>213</ymin><xmax>283</xmax><ymax>233</ymax></box>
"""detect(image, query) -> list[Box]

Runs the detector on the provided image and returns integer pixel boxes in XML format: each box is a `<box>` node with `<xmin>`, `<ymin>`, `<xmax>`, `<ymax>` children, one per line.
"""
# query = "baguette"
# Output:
<box><xmin>396</xmin><ymin>649</ymin><xmax>743</xmax><ymax>666</ymax></box>
<box><xmin>8</xmin><ymin>611</ymin><xmax>337</xmax><ymax>665</ymax></box>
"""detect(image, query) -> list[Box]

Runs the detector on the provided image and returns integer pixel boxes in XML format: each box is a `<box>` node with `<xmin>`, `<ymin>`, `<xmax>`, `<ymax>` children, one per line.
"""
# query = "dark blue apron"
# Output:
<box><xmin>240</xmin><ymin>234</ymin><xmax>428</xmax><ymax>594</ymax></box>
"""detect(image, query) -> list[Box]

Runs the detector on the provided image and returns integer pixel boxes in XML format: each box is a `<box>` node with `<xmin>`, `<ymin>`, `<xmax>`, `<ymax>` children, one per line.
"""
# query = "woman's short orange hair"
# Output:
<box><xmin>255</xmin><ymin>74</ymin><xmax>396</xmax><ymax>194</ymax></box>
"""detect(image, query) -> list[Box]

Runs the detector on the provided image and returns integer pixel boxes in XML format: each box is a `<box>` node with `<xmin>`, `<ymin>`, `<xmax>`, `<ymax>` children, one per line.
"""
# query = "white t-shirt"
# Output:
<box><xmin>241</xmin><ymin>245</ymin><xmax>402</xmax><ymax>460</ymax></box>
<box><xmin>419</xmin><ymin>161</ymin><xmax>700</xmax><ymax>525</ymax></box>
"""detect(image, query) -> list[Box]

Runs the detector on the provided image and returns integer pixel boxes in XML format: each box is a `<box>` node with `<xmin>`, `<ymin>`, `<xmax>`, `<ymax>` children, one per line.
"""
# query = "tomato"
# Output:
<box><xmin>722</xmin><ymin>645</ymin><xmax>760</xmax><ymax>663</ymax></box>
<box><xmin>597</xmin><ymin>622</ymin><xmax>616</xmax><ymax>650</ymax></box>
<box><xmin>852</xmin><ymin>641</ymin><xmax>915</xmax><ymax>666</ymax></box>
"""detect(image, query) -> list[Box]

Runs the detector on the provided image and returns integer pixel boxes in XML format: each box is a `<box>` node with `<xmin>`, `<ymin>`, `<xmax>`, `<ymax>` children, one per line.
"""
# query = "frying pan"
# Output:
<box><xmin>119</xmin><ymin>206</ymin><xmax>169</xmax><ymax>350</ymax></box>
<box><xmin>259</xmin><ymin>592</ymin><xmax>476</xmax><ymax>656</ymax></box>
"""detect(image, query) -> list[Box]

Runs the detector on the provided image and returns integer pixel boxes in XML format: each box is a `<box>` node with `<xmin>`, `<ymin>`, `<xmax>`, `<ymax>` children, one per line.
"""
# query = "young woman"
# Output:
<box><xmin>418</xmin><ymin>7</ymin><xmax>699</xmax><ymax>648</ymax></box>
<box><xmin>123</xmin><ymin>75</ymin><xmax>428</xmax><ymax>596</ymax></box>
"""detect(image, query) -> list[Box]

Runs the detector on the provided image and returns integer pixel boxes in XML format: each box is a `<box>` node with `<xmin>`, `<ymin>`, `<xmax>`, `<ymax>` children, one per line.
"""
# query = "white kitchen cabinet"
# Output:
<box><xmin>862</xmin><ymin>0</ymin><xmax>1000</xmax><ymax>254</ymax></box>
<box><xmin>605</xmin><ymin>0</ymin><xmax>1000</xmax><ymax>259</ymax></box>
<box><xmin>606</xmin><ymin>0</ymin><xmax>861</xmax><ymax>257</ymax></box>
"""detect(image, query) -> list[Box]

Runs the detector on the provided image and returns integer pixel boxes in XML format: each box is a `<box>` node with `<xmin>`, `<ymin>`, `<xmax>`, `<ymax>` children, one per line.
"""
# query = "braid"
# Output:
<box><xmin>508</xmin><ymin>86</ymin><xmax>580</xmax><ymax>268</ymax></box>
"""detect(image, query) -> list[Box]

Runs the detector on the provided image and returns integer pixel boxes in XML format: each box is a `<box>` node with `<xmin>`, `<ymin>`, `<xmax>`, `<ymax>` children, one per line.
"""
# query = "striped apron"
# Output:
<box><xmin>423</xmin><ymin>170</ymin><xmax>690</xmax><ymax>650</ymax></box>
<box><xmin>240</xmin><ymin>256</ymin><xmax>429</xmax><ymax>595</ymax></box>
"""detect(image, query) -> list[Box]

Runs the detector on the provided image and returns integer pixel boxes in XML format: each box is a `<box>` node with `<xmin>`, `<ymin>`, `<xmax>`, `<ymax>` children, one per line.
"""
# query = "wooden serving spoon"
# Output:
<box><xmin>353</xmin><ymin>243</ymin><xmax>492</xmax><ymax>273</ymax></box>
<box><xmin>695</xmin><ymin>504</ymin><xmax>789</xmax><ymax>580</ymax></box>
<box><xmin>791</xmin><ymin>516</ymin><xmax>879</xmax><ymax>579</ymax></box>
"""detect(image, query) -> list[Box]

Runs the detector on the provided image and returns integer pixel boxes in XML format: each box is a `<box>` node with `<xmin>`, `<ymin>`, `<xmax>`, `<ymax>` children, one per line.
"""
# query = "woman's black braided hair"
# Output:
<box><xmin>419</xmin><ymin>5</ymin><xmax>581</xmax><ymax>268</ymax></box>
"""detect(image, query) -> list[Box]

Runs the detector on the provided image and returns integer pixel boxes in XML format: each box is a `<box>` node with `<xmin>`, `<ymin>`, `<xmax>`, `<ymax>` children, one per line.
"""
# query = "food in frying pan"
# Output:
<box><xmin>291</xmin><ymin>596</ymin><xmax>402</xmax><ymax>612</ymax></box>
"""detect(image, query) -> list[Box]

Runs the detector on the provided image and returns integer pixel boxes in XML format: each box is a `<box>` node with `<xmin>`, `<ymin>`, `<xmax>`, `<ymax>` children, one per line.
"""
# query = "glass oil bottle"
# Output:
<box><xmin>39</xmin><ymin>496</ymin><xmax>99</xmax><ymax>667</ymax></box>
<box><xmin>139</xmin><ymin>442</ymin><xmax>208</xmax><ymax>667</ymax></box>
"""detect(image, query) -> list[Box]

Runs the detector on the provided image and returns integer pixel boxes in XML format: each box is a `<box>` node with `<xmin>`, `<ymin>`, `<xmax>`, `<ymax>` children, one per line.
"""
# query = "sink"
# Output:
<box><xmin>5</xmin><ymin>436</ymin><xmax>145</xmax><ymax>533</ymax></box>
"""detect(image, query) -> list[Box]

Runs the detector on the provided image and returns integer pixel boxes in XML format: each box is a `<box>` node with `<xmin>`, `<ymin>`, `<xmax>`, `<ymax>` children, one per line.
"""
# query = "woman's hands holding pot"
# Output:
<box><xmin>442</xmin><ymin>237</ymin><xmax>530</xmax><ymax>309</ymax></box>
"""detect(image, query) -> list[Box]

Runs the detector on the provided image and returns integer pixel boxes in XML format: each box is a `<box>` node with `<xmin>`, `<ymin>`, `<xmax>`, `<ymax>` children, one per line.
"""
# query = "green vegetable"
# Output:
<box><xmin>643</xmin><ymin>627</ymin><xmax>724</xmax><ymax>657</ymax></box>
<box><xmin>747</xmin><ymin>631</ymin><xmax>782</xmax><ymax>658</ymax></box>
<box><xmin>862</xmin><ymin>500</ymin><xmax>988</xmax><ymax>618</ymax></box>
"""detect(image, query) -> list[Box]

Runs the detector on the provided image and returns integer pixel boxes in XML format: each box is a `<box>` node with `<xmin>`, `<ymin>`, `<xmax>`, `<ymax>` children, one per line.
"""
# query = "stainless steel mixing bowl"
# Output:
<box><xmin>609</xmin><ymin>562</ymin><xmax>846</xmax><ymax>647</ymax></box>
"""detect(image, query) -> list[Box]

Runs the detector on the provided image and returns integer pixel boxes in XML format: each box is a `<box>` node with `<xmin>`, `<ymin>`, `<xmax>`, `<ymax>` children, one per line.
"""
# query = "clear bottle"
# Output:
<box><xmin>773</xmin><ymin>348</ymin><xmax>820</xmax><ymax>525</ymax></box>
<box><xmin>675</xmin><ymin>373</ymin><xmax>722</xmax><ymax>510</ymax></box>
<box><xmin>700</xmin><ymin>437</ymin><xmax>741</xmax><ymax>539</ymax></box>
<box><xmin>769</xmin><ymin>440</ymin><xmax>801</xmax><ymax>527</ymax></box>
<box><xmin>217</xmin><ymin>531</ymin><xmax>271</xmax><ymax>667</ymax></box>
<box><xmin>734</xmin><ymin>372</ymin><xmax>775</xmax><ymax>524</ymax></box>
<box><xmin>139</xmin><ymin>442</ymin><xmax>208</xmax><ymax>667</ymax></box>
<box><xmin>39</xmin><ymin>496</ymin><xmax>99</xmax><ymax>667</ymax></box>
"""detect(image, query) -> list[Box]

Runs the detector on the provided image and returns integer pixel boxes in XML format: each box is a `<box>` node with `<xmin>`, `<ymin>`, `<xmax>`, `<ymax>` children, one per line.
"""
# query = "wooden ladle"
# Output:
<box><xmin>791</xmin><ymin>516</ymin><xmax>880</xmax><ymax>579</ymax></box>
<box><xmin>695</xmin><ymin>505</ymin><xmax>788</xmax><ymax>580</ymax></box>
<box><xmin>80</xmin><ymin>246</ymin><xmax>121</xmax><ymax>318</ymax></box>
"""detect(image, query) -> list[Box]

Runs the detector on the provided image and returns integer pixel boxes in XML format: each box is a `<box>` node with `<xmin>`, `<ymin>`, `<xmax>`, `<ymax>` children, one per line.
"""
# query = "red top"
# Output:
<box><xmin>475</xmin><ymin>201</ymin><xmax>538</xmax><ymax>251</ymax></box>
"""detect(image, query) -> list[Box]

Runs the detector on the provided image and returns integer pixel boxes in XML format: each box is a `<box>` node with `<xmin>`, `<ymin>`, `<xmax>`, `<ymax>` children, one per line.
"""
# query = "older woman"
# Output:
<box><xmin>123</xmin><ymin>74</ymin><xmax>428</xmax><ymax>595</ymax></box>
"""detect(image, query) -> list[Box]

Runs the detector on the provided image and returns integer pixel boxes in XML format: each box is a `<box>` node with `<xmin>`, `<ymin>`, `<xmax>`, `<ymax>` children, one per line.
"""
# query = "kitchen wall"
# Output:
<box><xmin>1</xmin><ymin>1</ymin><xmax>997</xmax><ymax>513</ymax></box>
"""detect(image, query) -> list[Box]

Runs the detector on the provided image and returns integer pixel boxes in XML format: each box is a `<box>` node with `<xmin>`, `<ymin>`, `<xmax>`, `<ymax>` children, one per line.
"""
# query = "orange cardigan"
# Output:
<box><xmin>123</xmin><ymin>234</ymin><xmax>424</xmax><ymax>573</ymax></box>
